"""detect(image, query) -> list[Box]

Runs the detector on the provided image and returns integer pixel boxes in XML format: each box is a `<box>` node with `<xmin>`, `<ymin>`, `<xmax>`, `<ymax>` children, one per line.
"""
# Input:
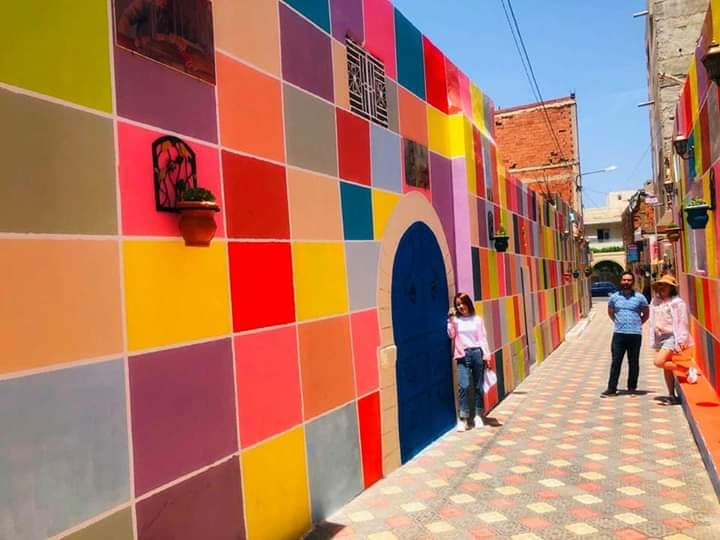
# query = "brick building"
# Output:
<box><xmin>494</xmin><ymin>95</ymin><xmax>581</xmax><ymax>213</ymax></box>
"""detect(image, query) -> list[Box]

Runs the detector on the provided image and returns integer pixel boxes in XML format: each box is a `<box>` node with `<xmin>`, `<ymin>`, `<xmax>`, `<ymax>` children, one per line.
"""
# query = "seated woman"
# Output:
<box><xmin>648</xmin><ymin>274</ymin><xmax>693</xmax><ymax>403</ymax></box>
<box><xmin>447</xmin><ymin>292</ymin><xmax>491</xmax><ymax>431</ymax></box>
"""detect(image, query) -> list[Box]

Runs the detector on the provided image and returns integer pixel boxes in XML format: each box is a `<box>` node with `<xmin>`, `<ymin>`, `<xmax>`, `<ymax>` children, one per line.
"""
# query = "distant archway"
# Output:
<box><xmin>592</xmin><ymin>260</ymin><xmax>624</xmax><ymax>285</ymax></box>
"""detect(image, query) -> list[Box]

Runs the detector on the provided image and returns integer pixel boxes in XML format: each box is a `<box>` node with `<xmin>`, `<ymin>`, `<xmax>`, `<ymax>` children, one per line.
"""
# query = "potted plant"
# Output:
<box><xmin>493</xmin><ymin>225</ymin><xmax>509</xmax><ymax>252</ymax></box>
<box><xmin>177</xmin><ymin>187</ymin><xmax>220</xmax><ymax>247</ymax></box>
<box><xmin>684</xmin><ymin>197</ymin><xmax>710</xmax><ymax>230</ymax></box>
<box><xmin>665</xmin><ymin>222</ymin><xmax>681</xmax><ymax>242</ymax></box>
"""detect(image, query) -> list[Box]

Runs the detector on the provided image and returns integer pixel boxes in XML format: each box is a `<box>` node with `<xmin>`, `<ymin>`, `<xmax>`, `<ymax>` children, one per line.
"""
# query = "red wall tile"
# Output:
<box><xmin>422</xmin><ymin>37</ymin><xmax>448</xmax><ymax>113</ymax></box>
<box><xmin>228</xmin><ymin>242</ymin><xmax>295</xmax><ymax>331</ymax></box>
<box><xmin>358</xmin><ymin>391</ymin><xmax>382</xmax><ymax>488</ymax></box>
<box><xmin>337</xmin><ymin>109</ymin><xmax>371</xmax><ymax>185</ymax></box>
<box><xmin>222</xmin><ymin>151</ymin><xmax>289</xmax><ymax>239</ymax></box>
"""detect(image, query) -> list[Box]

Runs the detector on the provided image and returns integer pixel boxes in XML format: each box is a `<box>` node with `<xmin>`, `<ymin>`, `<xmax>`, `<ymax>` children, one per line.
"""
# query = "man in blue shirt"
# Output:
<box><xmin>602</xmin><ymin>272</ymin><xmax>649</xmax><ymax>397</ymax></box>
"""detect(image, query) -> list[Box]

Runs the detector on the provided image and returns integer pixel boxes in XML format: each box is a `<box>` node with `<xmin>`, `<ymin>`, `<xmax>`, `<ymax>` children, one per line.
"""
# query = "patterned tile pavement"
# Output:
<box><xmin>306</xmin><ymin>301</ymin><xmax>720</xmax><ymax>539</ymax></box>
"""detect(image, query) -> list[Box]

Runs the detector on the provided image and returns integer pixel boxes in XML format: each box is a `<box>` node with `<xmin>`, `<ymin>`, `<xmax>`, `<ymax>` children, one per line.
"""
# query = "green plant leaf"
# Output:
<box><xmin>181</xmin><ymin>187</ymin><xmax>216</xmax><ymax>202</ymax></box>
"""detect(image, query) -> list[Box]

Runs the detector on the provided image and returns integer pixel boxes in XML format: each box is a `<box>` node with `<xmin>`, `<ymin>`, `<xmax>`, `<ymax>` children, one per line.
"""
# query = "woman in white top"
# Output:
<box><xmin>649</xmin><ymin>274</ymin><xmax>693</xmax><ymax>404</ymax></box>
<box><xmin>447</xmin><ymin>292</ymin><xmax>492</xmax><ymax>431</ymax></box>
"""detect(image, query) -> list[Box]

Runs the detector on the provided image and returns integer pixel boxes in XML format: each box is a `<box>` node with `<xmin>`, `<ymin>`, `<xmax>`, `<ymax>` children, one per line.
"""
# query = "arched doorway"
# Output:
<box><xmin>391</xmin><ymin>222</ymin><xmax>456</xmax><ymax>463</ymax></box>
<box><xmin>592</xmin><ymin>260</ymin><xmax>624</xmax><ymax>285</ymax></box>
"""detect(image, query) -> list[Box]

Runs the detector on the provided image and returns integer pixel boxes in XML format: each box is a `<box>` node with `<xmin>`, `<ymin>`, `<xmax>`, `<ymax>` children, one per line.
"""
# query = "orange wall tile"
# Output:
<box><xmin>398</xmin><ymin>87</ymin><xmax>428</xmax><ymax>146</ymax></box>
<box><xmin>217</xmin><ymin>53</ymin><xmax>285</xmax><ymax>162</ymax></box>
<box><xmin>214</xmin><ymin>0</ymin><xmax>281</xmax><ymax>76</ymax></box>
<box><xmin>298</xmin><ymin>316</ymin><xmax>355</xmax><ymax>419</ymax></box>
<box><xmin>0</xmin><ymin>239</ymin><xmax>123</xmax><ymax>374</ymax></box>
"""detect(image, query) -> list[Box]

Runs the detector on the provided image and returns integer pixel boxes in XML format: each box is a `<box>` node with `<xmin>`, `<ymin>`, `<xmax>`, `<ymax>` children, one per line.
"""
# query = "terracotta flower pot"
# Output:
<box><xmin>177</xmin><ymin>201</ymin><xmax>220</xmax><ymax>247</ymax></box>
<box><xmin>665</xmin><ymin>228</ymin><xmax>681</xmax><ymax>242</ymax></box>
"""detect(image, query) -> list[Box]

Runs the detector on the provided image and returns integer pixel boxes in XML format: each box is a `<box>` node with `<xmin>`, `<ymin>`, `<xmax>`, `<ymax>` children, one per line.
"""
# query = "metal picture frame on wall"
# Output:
<box><xmin>403</xmin><ymin>139</ymin><xmax>430</xmax><ymax>190</ymax></box>
<box><xmin>113</xmin><ymin>0</ymin><xmax>216</xmax><ymax>84</ymax></box>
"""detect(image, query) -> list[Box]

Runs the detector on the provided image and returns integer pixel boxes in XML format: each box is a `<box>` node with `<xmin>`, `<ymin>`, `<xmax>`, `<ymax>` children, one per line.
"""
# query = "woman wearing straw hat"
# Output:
<box><xmin>648</xmin><ymin>274</ymin><xmax>694</xmax><ymax>403</ymax></box>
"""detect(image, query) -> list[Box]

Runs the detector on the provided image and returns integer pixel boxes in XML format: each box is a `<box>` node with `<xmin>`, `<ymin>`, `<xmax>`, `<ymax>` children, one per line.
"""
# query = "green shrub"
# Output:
<box><xmin>181</xmin><ymin>187</ymin><xmax>216</xmax><ymax>202</ymax></box>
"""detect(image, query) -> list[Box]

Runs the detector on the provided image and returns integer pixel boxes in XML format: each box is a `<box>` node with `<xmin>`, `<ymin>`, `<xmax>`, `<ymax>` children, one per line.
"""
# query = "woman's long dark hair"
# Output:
<box><xmin>453</xmin><ymin>292</ymin><xmax>476</xmax><ymax>316</ymax></box>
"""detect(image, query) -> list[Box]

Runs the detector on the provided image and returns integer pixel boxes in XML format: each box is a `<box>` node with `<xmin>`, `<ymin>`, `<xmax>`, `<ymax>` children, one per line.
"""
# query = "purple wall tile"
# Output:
<box><xmin>330</xmin><ymin>0</ymin><xmax>364</xmax><ymax>42</ymax></box>
<box><xmin>429</xmin><ymin>152</ymin><xmax>455</xmax><ymax>275</ymax></box>
<box><xmin>280</xmin><ymin>4</ymin><xmax>334</xmax><ymax>102</ymax></box>
<box><xmin>115</xmin><ymin>48</ymin><xmax>218</xmax><ymax>143</ymax></box>
<box><xmin>129</xmin><ymin>338</ymin><xmax>237</xmax><ymax>495</ymax></box>
<box><xmin>491</xmin><ymin>300</ymin><xmax>502</xmax><ymax>350</ymax></box>
<box><xmin>477</xmin><ymin>198</ymin><xmax>488</xmax><ymax>249</ymax></box>
<box><xmin>136</xmin><ymin>458</ymin><xmax>244</xmax><ymax>540</ymax></box>
<box><xmin>451</xmin><ymin>157</ymin><xmax>473</xmax><ymax>295</ymax></box>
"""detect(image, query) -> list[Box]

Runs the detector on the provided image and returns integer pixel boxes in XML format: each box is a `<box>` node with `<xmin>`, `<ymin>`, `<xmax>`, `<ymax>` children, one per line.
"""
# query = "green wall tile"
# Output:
<box><xmin>1</xmin><ymin>2</ymin><xmax>112</xmax><ymax>111</ymax></box>
<box><xmin>63</xmin><ymin>508</ymin><xmax>133</xmax><ymax>540</ymax></box>
<box><xmin>0</xmin><ymin>90</ymin><xmax>117</xmax><ymax>234</ymax></box>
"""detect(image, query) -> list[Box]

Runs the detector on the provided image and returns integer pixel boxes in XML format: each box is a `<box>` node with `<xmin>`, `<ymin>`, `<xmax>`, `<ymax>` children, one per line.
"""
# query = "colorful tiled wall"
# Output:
<box><xmin>0</xmin><ymin>1</ymin><xmax>588</xmax><ymax>538</ymax></box>
<box><xmin>671</xmin><ymin>0</ymin><xmax>720</xmax><ymax>396</ymax></box>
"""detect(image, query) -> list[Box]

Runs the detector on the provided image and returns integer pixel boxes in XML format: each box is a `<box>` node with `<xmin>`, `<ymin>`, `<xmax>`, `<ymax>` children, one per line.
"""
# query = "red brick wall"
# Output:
<box><xmin>495</xmin><ymin>98</ymin><xmax>579</xmax><ymax>209</ymax></box>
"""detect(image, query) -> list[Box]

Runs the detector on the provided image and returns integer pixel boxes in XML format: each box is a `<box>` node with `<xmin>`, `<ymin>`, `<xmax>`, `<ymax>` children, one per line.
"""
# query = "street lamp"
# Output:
<box><xmin>575</xmin><ymin>165</ymin><xmax>618</xmax><ymax>191</ymax></box>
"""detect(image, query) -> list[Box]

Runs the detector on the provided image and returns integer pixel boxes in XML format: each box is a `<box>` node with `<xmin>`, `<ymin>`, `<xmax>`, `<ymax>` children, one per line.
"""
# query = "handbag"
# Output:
<box><xmin>483</xmin><ymin>367</ymin><xmax>498</xmax><ymax>393</ymax></box>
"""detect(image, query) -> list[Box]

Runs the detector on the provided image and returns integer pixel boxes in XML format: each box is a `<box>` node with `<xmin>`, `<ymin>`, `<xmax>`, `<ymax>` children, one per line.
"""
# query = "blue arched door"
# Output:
<box><xmin>391</xmin><ymin>221</ymin><xmax>455</xmax><ymax>463</ymax></box>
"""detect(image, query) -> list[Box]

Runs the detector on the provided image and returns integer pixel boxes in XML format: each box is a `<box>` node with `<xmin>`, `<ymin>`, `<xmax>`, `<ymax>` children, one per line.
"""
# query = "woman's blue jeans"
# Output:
<box><xmin>457</xmin><ymin>347</ymin><xmax>485</xmax><ymax>419</ymax></box>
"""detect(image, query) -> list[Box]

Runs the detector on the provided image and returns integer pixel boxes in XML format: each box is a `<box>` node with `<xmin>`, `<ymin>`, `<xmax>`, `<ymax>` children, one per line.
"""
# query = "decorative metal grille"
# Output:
<box><xmin>347</xmin><ymin>39</ymin><xmax>388</xmax><ymax>128</ymax></box>
<box><xmin>152</xmin><ymin>135</ymin><xmax>198</xmax><ymax>212</ymax></box>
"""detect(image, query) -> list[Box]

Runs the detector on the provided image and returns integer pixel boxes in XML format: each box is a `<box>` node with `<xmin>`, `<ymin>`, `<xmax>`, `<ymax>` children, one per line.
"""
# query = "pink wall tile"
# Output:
<box><xmin>351</xmin><ymin>309</ymin><xmax>380</xmax><ymax>395</ymax></box>
<box><xmin>118</xmin><ymin>122</ymin><xmax>225</xmax><ymax>237</ymax></box>
<box><xmin>364</xmin><ymin>0</ymin><xmax>396</xmax><ymax>78</ymax></box>
<box><xmin>234</xmin><ymin>326</ymin><xmax>302</xmax><ymax>448</ymax></box>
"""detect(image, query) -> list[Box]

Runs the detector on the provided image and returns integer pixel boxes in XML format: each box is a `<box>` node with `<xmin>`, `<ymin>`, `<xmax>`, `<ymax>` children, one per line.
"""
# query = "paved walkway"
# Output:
<box><xmin>308</xmin><ymin>301</ymin><xmax>720</xmax><ymax>539</ymax></box>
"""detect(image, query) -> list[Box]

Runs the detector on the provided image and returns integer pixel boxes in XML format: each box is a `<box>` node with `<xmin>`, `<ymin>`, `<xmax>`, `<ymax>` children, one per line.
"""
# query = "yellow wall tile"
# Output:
<box><xmin>448</xmin><ymin>114</ymin><xmax>467</xmax><ymax>158</ymax></box>
<box><xmin>505</xmin><ymin>297</ymin><xmax>516</xmax><ymax>340</ymax></box>
<box><xmin>293</xmin><ymin>242</ymin><xmax>349</xmax><ymax>321</ymax></box>
<box><xmin>427</xmin><ymin>106</ymin><xmax>451</xmax><ymax>157</ymax></box>
<box><xmin>242</xmin><ymin>427</ymin><xmax>311</xmax><ymax>540</ymax></box>
<box><xmin>471</xmin><ymin>84</ymin><xmax>485</xmax><ymax>133</ymax></box>
<box><xmin>372</xmin><ymin>190</ymin><xmax>401</xmax><ymax>239</ymax></box>
<box><xmin>463</xmin><ymin>117</ymin><xmax>477</xmax><ymax>195</ymax></box>
<box><xmin>123</xmin><ymin>240</ymin><xmax>231</xmax><ymax>351</ymax></box>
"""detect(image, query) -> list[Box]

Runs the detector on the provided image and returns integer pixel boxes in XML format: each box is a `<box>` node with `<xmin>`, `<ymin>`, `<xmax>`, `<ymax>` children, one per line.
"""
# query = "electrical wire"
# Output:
<box><xmin>619</xmin><ymin>143</ymin><xmax>651</xmax><ymax>188</ymax></box>
<box><xmin>499</xmin><ymin>0</ymin><xmax>570</xmax><ymax>202</ymax></box>
<box><xmin>505</xmin><ymin>0</ymin><xmax>568</xmax><ymax>164</ymax></box>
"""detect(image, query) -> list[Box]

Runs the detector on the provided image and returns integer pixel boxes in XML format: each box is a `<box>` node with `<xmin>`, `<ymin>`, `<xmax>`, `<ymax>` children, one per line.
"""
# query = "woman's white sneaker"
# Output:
<box><xmin>456</xmin><ymin>419</ymin><xmax>469</xmax><ymax>432</ymax></box>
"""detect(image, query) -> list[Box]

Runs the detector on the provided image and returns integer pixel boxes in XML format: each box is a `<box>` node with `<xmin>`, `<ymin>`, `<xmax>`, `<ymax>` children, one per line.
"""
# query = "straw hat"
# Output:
<box><xmin>651</xmin><ymin>274</ymin><xmax>678</xmax><ymax>290</ymax></box>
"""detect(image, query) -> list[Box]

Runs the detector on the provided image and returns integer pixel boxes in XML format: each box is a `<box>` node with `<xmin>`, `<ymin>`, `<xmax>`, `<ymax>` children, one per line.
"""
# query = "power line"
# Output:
<box><xmin>619</xmin><ymin>143</ymin><xmax>651</xmax><ymax>187</ymax></box>
<box><xmin>504</xmin><ymin>0</ymin><xmax>569</xmax><ymax>164</ymax></box>
<box><xmin>499</xmin><ymin>0</ymin><xmax>555</xmax><ymax>201</ymax></box>
<box><xmin>499</xmin><ymin>0</ymin><xmax>571</xmax><ymax>204</ymax></box>
<box><xmin>499</xmin><ymin>0</ymin><xmax>539</xmax><ymax>106</ymax></box>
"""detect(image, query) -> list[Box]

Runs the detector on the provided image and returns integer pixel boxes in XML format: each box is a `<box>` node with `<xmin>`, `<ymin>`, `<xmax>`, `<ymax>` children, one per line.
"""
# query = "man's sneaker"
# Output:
<box><xmin>600</xmin><ymin>389</ymin><xmax>617</xmax><ymax>398</ymax></box>
<box><xmin>687</xmin><ymin>367</ymin><xmax>699</xmax><ymax>384</ymax></box>
<box><xmin>474</xmin><ymin>415</ymin><xmax>485</xmax><ymax>428</ymax></box>
<box><xmin>456</xmin><ymin>419</ymin><xmax>469</xmax><ymax>432</ymax></box>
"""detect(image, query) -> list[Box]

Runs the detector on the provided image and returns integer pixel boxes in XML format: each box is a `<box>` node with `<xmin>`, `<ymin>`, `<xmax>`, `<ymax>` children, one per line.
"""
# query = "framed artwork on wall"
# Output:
<box><xmin>403</xmin><ymin>139</ymin><xmax>429</xmax><ymax>189</ymax></box>
<box><xmin>113</xmin><ymin>0</ymin><xmax>216</xmax><ymax>84</ymax></box>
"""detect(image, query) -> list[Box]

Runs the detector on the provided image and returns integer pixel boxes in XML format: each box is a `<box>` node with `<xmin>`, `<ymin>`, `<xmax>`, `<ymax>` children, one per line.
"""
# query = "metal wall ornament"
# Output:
<box><xmin>347</xmin><ymin>38</ymin><xmax>389</xmax><ymax>128</ymax></box>
<box><xmin>153</xmin><ymin>135</ymin><xmax>198</xmax><ymax>212</ymax></box>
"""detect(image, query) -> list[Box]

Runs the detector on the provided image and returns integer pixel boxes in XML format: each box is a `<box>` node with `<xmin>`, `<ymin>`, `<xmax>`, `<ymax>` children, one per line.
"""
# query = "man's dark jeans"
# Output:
<box><xmin>608</xmin><ymin>332</ymin><xmax>642</xmax><ymax>392</ymax></box>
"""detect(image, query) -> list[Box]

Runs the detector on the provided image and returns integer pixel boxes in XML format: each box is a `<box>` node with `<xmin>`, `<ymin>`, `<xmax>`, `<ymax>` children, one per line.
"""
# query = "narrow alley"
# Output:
<box><xmin>308</xmin><ymin>302</ymin><xmax>720</xmax><ymax>540</ymax></box>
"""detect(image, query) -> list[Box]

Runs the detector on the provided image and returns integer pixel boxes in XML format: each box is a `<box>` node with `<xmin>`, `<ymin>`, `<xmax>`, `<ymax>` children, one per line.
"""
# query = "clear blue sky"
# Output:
<box><xmin>392</xmin><ymin>0</ymin><xmax>652</xmax><ymax>208</ymax></box>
